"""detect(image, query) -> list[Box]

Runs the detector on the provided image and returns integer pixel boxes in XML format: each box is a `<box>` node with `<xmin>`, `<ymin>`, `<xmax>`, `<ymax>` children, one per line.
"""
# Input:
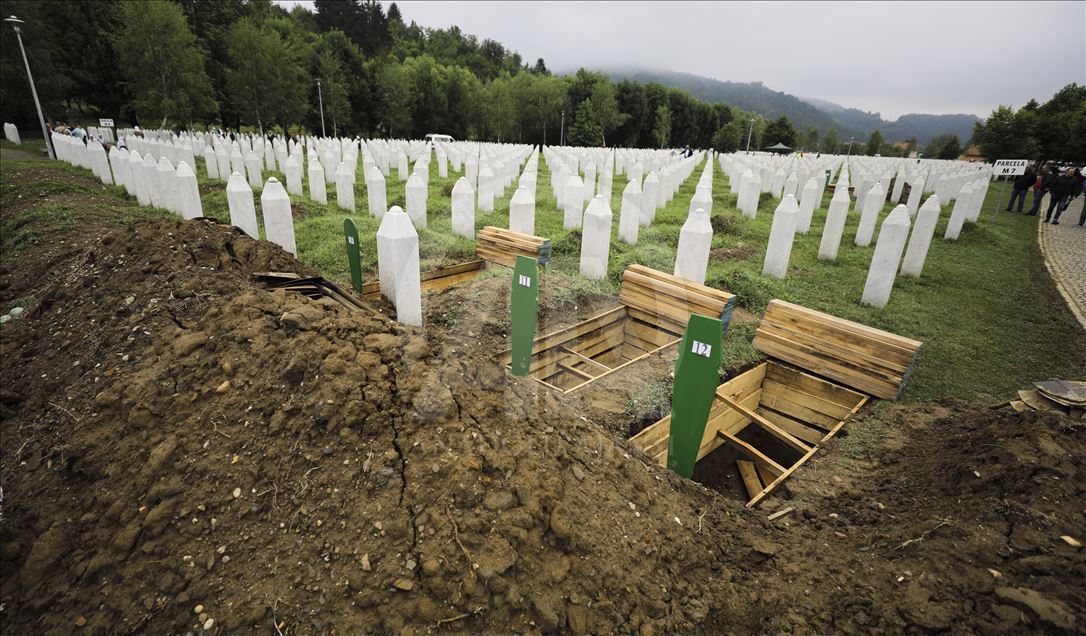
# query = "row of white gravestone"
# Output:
<box><xmin>3</xmin><ymin>123</ymin><xmax>20</xmax><ymax>145</ymax></box>
<box><xmin>225</xmin><ymin>173</ymin><xmax>297</xmax><ymax>255</ymax></box>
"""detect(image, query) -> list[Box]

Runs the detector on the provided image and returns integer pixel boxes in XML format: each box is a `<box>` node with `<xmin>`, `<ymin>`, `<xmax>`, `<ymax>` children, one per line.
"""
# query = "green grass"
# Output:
<box><xmin>2</xmin><ymin>150</ymin><xmax>1083</xmax><ymax>406</ymax></box>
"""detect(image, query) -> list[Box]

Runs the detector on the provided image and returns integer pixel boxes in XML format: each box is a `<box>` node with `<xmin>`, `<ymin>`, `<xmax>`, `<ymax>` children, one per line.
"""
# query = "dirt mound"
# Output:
<box><xmin>2</xmin><ymin>217</ymin><xmax>1083</xmax><ymax>635</ymax></box>
<box><xmin>0</xmin><ymin>218</ymin><xmax>759</xmax><ymax>634</ymax></box>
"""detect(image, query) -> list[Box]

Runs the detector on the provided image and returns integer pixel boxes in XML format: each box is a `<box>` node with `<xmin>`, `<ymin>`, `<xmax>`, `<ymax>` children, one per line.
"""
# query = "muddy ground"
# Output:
<box><xmin>0</xmin><ymin>169</ymin><xmax>1084</xmax><ymax>634</ymax></box>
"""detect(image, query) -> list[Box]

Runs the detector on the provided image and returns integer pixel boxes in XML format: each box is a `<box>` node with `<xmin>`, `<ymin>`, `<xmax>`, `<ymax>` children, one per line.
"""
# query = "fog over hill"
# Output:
<box><xmin>595</xmin><ymin>67</ymin><xmax>981</xmax><ymax>144</ymax></box>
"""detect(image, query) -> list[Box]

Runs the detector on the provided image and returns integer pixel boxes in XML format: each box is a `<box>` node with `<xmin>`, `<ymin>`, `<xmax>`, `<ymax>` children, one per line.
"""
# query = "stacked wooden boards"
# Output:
<box><xmin>752</xmin><ymin>299</ymin><xmax>922</xmax><ymax>399</ymax></box>
<box><xmin>362</xmin><ymin>227</ymin><xmax>550</xmax><ymax>300</ymax></box>
<box><xmin>475</xmin><ymin>226</ymin><xmax>551</xmax><ymax>269</ymax></box>
<box><xmin>505</xmin><ymin>265</ymin><xmax>736</xmax><ymax>394</ymax></box>
<box><xmin>362</xmin><ymin>260</ymin><xmax>486</xmax><ymax>300</ymax></box>
<box><xmin>630</xmin><ymin>299</ymin><xmax>922</xmax><ymax>507</ymax></box>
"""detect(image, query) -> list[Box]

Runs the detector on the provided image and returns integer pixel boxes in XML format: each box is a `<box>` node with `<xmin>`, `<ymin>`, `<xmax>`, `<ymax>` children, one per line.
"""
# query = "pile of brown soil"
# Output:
<box><xmin>0</xmin><ymin>218</ymin><xmax>757</xmax><ymax>634</ymax></box>
<box><xmin>1</xmin><ymin>216</ymin><xmax>1083</xmax><ymax>635</ymax></box>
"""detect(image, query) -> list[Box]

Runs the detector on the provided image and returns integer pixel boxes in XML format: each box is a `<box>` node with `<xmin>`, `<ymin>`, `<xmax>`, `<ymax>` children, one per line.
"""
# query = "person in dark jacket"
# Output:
<box><xmin>1027</xmin><ymin>166</ymin><xmax>1055</xmax><ymax>216</ymax></box>
<box><xmin>1006</xmin><ymin>165</ymin><xmax>1036</xmax><ymax>212</ymax></box>
<box><xmin>1044</xmin><ymin>168</ymin><xmax>1077</xmax><ymax>224</ymax></box>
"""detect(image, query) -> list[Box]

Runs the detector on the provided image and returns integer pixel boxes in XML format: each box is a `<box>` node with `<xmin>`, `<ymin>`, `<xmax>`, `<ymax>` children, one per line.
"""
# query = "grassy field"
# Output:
<box><xmin>2</xmin><ymin>137</ymin><xmax>1083</xmax><ymax>405</ymax></box>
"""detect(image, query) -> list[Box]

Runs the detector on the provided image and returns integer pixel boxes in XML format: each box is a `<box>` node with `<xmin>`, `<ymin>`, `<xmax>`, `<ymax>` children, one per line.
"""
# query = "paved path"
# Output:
<box><xmin>1037</xmin><ymin>199</ymin><xmax>1086</xmax><ymax>332</ymax></box>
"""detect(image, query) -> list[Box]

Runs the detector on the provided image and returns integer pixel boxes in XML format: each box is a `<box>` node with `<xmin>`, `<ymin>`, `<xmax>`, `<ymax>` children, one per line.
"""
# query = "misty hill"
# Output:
<box><xmin>600</xmin><ymin>68</ymin><xmax>980</xmax><ymax>144</ymax></box>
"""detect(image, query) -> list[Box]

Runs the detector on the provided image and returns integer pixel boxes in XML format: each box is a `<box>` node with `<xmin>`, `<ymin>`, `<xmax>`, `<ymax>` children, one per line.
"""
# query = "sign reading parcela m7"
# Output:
<box><xmin>992</xmin><ymin>160</ymin><xmax>1028</xmax><ymax>176</ymax></box>
<box><xmin>98</xmin><ymin>118</ymin><xmax>114</xmax><ymax>128</ymax></box>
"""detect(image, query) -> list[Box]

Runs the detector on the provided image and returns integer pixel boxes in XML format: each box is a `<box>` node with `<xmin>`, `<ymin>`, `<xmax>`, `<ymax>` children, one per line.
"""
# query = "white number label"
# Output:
<box><xmin>691</xmin><ymin>340</ymin><xmax>712</xmax><ymax>357</ymax></box>
<box><xmin>518</xmin><ymin>274</ymin><xmax>531</xmax><ymax>287</ymax></box>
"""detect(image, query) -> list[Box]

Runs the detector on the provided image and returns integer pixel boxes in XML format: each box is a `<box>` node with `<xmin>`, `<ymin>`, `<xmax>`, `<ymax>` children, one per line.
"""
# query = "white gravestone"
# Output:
<box><xmin>261</xmin><ymin>178</ymin><xmax>296</xmax><ymax>255</ymax></box>
<box><xmin>564</xmin><ymin>174</ymin><xmax>585</xmax><ymax>230</ymax></box>
<box><xmin>797</xmin><ymin>177</ymin><xmax>819</xmax><ymax>234</ymax></box>
<box><xmin>763</xmin><ymin>195</ymin><xmax>799</xmax><ymax>279</ymax></box>
<box><xmin>944</xmin><ymin>183</ymin><xmax>973</xmax><ymax>240</ymax></box>
<box><xmin>861</xmin><ymin>205</ymin><xmax>911</xmax><ymax>308</ymax></box>
<box><xmin>451</xmin><ymin>177</ymin><xmax>475</xmax><ymax>239</ymax></box>
<box><xmin>308</xmin><ymin>158</ymin><xmax>327</xmax><ymax>204</ymax></box>
<box><xmin>335</xmin><ymin>161</ymin><xmax>355</xmax><ymax>212</ymax></box>
<box><xmin>226</xmin><ymin>172</ymin><xmax>260</xmax><ymax>239</ymax></box>
<box><xmin>509</xmin><ymin>183</ymin><xmax>535</xmax><ymax>236</ymax></box>
<box><xmin>674</xmin><ymin>207</ymin><xmax>713</xmax><ymax>284</ymax></box>
<box><xmin>175</xmin><ymin>161</ymin><xmax>203</xmax><ymax>220</ymax></box>
<box><xmin>376</xmin><ymin>206</ymin><xmax>422</xmax><ymax>327</ymax></box>
<box><xmin>579</xmin><ymin>194</ymin><xmax>613</xmax><ymax>281</ymax></box>
<box><xmin>854</xmin><ymin>181</ymin><xmax>885</xmax><ymax>247</ymax></box>
<box><xmin>618</xmin><ymin>178</ymin><xmax>642</xmax><ymax>245</ymax></box>
<box><xmin>367</xmin><ymin>168</ymin><xmax>387</xmax><ymax>220</ymax></box>
<box><xmin>818</xmin><ymin>186</ymin><xmax>850</xmax><ymax>261</ymax></box>
<box><xmin>640</xmin><ymin>171</ymin><xmax>660</xmax><ymax>226</ymax></box>
<box><xmin>900</xmin><ymin>195</ymin><xmax>941</xmax><ymax>277</ymax></box>
<box><xmin>284</xmin><ymin>154</ymin><xmax>303</xmax><ymax>196</ymax></box>
<box><xmin>405</xmin><ymin>172</ymin><xmax>427</xmax><ymax>228</ymax></box>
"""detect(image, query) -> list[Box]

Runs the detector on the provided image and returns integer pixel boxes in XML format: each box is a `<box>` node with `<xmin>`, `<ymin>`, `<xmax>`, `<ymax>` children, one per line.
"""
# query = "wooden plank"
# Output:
<box><xmin>718</xmin><ymin>393</ymin><xmax>812</xmax><ymax>454</ymax></box>
<box><xmin>558</xmin><ymin>346</ymin><xmax>612</xmax><ymax>373</ymax></box>
<box><xmin>737</xmin><ymin>461</ymin><xmax>764</xmax><ymax>500</ymax></box>
<box><xmin>761</xmin><ymin>379</ymin><xmax>858</xmax><ymax>421</ymax></box>
<box><xmin>510</xmin><ymin>306</ymin><xmax>625</xmax><ymax>361</ymax></box>
<box><xmin>626</xmin><ymin>264</ymin><xmax>733</xmax><ymax>304</ymax></box>
<box><xmin>563</xmin><ymin>339</ymin><xmax>678</xmax><ymax>393</ymax></box>
<box><xmin>626</xmin><ymin>307</ymin><xmax>687</xmax><ymax>337</ymax></box>
<box><xmin>625</xmin><ymin>317</ymin><xmax>678</xmax><ymax>348</ymax></box>
<box><xmin>762</xmin><ymin>306</ymin><xmax>919</xmax><ymax>368</ymax></box>
<box><xmin>759</xmin><ymin>322</ymin><xmax>910</xmax><ymax>375</ymax></box>
<box><xmin>765</xmin><ymin>299</ymin><xmax>922</xmax><ymax>352</ymax></box>
<box><xmin>533</xmin><ymin>321</ymin><xmax>624</xmax><ymax>378</ymax></box>
<box><xmin>755</xmin><ymin>407</ymin><xmax>827</xmax><ymax>445</ymax></box>
<box><xmin>754</xmin><ymin>335</ymin><xmax>901</xmax><ymax>399</ymax></box>
<box><xmin>755</xmin><ymin>461</ymin><xmax>781</xmax><ymax>485</ymax></box>
<box><xmin>764</xmin><ymin>362</ymin><xmax>867</xmax><ymax>409</ymax></box>
<box><xmin>716</xmin><ymin>431</ymin><xmax>787</xmax><ymax>474</ymax></box>
<box><xmin>745</xmin><ymin>395</ymin><xmax>869</xmax><ymax>508</ymax></box>
<box><xmin>557</xmin><ymin>362</ymin><xmax>596</xmax><ymax>381</ymax></box>
<box><xmin>631</xmin><ymin>363</ymin><xmax>767</xmax><ymax>451</ymax></box>
<box><xmin>622</xmin><ymin>269</ymin><xmax>728</xmax><ymax>315</ymax></box>
<box><xmin>757</xmin><ymin>387</ymin><xmax>841</xmax><ymax>430</ymax></box>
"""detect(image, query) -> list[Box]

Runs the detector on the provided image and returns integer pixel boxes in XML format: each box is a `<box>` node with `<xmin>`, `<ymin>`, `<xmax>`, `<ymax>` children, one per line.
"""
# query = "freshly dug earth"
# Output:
<box><xmin>1</xmin><ymin>218</ymin><xmax>1084</xmax><ymax>634</ymax></box>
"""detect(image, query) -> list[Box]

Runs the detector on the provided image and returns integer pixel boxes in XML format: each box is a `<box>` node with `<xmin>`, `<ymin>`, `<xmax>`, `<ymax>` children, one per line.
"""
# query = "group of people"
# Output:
<box><xmin>1006</xmin><ymin>162</ymin><xmax>1086</xmax><ymax>227</ymax></box>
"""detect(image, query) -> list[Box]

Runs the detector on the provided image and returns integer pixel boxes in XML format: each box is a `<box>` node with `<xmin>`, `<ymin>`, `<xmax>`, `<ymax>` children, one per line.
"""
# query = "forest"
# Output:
<box><xmin>1</xmin><ymin>0</ymin><xmax>1082</xmax><ymax>159</ymax></box>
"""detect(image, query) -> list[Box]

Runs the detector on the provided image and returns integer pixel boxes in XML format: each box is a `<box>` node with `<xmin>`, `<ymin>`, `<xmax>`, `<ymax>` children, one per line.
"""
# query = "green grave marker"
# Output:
<box><xmin>510</xmin><ymin>255</ymin><xmax>539</xmax><ymax>377</ymax></box>
<box><xmin>666</xmin><ymin>313</ymin><xmax>724</xmax><ymax>478</ymax></box>
<box><xmin>343</xmin><ymin>218</ymin><xmax>363</xmax><ymax>294</ymax></box>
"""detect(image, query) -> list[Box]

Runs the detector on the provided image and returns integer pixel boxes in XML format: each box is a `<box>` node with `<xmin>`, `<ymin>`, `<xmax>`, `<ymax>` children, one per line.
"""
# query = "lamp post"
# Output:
<box><xmin>316</xmin><ymin>79</ymin><xmax>326</xmax><ymax>138</ymax></box>
<box><xmin>6</xmin><ymin>15</ymin><xmax>54</xmax><ymax>160</ymax></box>
<box><xmin>745</xmin><ymin>118</ymin><xmax>754</xmax><ymax>152</ymax></box>
<box><xmin>560</xmin><ymin>109</ymin><xmax>565</xmax><ymax>147</ymax></box>
<box><xmin>846</xmin><ymin>136</ymin><xmax>855</xmax><ymax>157</ymax></box>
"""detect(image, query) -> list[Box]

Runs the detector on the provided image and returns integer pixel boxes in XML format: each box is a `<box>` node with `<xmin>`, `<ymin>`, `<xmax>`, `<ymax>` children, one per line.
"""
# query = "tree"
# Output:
<box><xmin>972</xmin><ymin>106</ymin><xmax>1025</xmax><ymax>161</ymax></box>
<box><xmin>114</xmin><ymin>0</ymin><xmax>216</xmax><ymax>126</ymax></box>
<box><xmin>762</xmin><ymin>115</ymin><xmax>796</xmax><ymax>148</ymax></box>
<box><xmin>224</xmin><ymin>18</ymin><xmax>307</xmax><ymax>132</ymax></box>
<box><xmin>866</xmin><ymin>130</ymin><xmax>884</xmax><ymax>155</ymax></box>
<box><xmin>822</xmin><ymin>128</ymin><xmax>840</xmax><ymax>153</ymax></box>
<box><xmin>711</xmin><ymin>121</ymin><xmax>745</xmax><ymax>152</ymax></box>
<box><xmin>937</xmin><ymin>135</ymin><xmax>962</xmax><ymax>160</ymax></box>
<box><xmin>376</xmin><ymin>61</ymin><xmax>414</xmax><ymax>137</ymax></box>
<box><xmin>590</xmin><ymin>79</ymin><xmax>627</xmax><ymax>146</ymax></box>
<box><xmin>652</xmin><ymin>104</ymin><xmax>671</xmax><ymax>148</ymax></box>
<box><xmin>567</xmin><ymin>98</ymin><xmax>603</xmax><ymax>147</ymax></box>
<box><xmin>532</xmin><ymin>58</ymin><xmax>549</xmax><ymax>75</ymax></box>
<box><xmin>316</xmin><ymin>51</ymin><xmax>351</xmax><ymax>136</ymax></box>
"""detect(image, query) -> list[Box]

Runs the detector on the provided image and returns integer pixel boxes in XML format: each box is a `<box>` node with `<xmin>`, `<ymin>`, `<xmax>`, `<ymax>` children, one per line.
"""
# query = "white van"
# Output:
<box><xmin>425</xmin><ymin>133</ymin><xmax>454</xmax><ymax>147</ymax></box>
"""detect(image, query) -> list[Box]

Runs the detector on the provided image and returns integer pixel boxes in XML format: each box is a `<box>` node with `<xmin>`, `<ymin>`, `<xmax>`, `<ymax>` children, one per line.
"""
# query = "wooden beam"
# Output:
<box><xmin>736</xmin><ymin>461</ymin><xmax>763</xmax><ymax>500</ymax></box>
<box><xmin>716</xmin><ymin>430</ymin><xmax>787</xmax><ymax>474</ymax></box>
<box><xmin>718</xmin><ymin>392</ymin><xmax>812</xmax><ymax>454</ymax></box>
<box><xmin>558</xmin><ymin>346</ymin><xmax>612</xmax><ymax>373</ymax></box>
<box><xmin>557</xmin><ymin>362</ymin><xmax>596</xmax><ymax>381</ymax></box>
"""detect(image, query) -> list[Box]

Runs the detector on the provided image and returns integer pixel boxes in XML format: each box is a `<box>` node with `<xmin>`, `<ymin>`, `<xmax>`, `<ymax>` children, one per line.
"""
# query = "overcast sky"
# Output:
<box><xmin>276</xmin><ymin>1</ymin><xmax>1085</xmax><ymax>120</ymax></box>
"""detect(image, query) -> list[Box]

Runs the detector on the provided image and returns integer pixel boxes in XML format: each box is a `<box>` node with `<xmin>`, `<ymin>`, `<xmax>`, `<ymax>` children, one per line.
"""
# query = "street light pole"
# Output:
<box><xmin>560</xmin><ymin>109</ymin><xmax>565</xmax><ymax>147</ymax></box>
<box><xmin>316</xmin><ymin>79</ymin><xmax>326</xmax><ymax>138</ymax></box>
<box><xmin>6</xmin><ymin>15</ymin><xmax>54</xmax><ymax>160</ymax></box>
<box><xmin>745</xmin><ymin>118</ymin><xmax>754</xmax><ymax>153</ymax></box>
<box><xmin>846</xmin><ymin>136</ymin><xmax>855</xmax><ymax>157</ymax></box>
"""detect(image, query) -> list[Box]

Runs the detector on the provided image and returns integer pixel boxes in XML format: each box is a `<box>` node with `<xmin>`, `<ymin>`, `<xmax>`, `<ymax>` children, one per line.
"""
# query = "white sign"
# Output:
<box><xmin>691</xmin><ymin>340</ymin><xmax>712</xmax><ymax>358</ymax></box>
<box><xmin>992</xmin><ymin>159</ymin><xmax>1027</xmax><ymax>176</ymax></box>
<box><xmin>346</xmin><ymin>236</ymin><xmax>355</xmax><ymax>245</ymax></box>
<box><xmin>99</xmin><ymin>118</ymin><xmax>115</xmax><ymax>128</ymax></box>
<box><xmin>518</xmin><ymin>274</ymin><xmax>532</xmax><ymax>287</ymax></box>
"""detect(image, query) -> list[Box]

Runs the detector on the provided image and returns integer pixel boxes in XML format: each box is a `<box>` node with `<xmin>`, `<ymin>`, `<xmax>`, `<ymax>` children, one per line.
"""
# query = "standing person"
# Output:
<box><xmin>1077</xmin><ymin>176</ymin><xmax>1086</xmax><ymax>227</ymax></box>
<box><xmin>1027</xmin><ymin>165</ymin><xmax>1053</xmax><ymax>216</ymax></box>
<box><xmin>1006</xmin><ymin>165</ymin><xmax>1036</xmax><ymax>212</ymax></box>
<box><xmin>1043</xmin><ymin>167</ymin><xmax>1076</xmax><ymax>225</ymax></box>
